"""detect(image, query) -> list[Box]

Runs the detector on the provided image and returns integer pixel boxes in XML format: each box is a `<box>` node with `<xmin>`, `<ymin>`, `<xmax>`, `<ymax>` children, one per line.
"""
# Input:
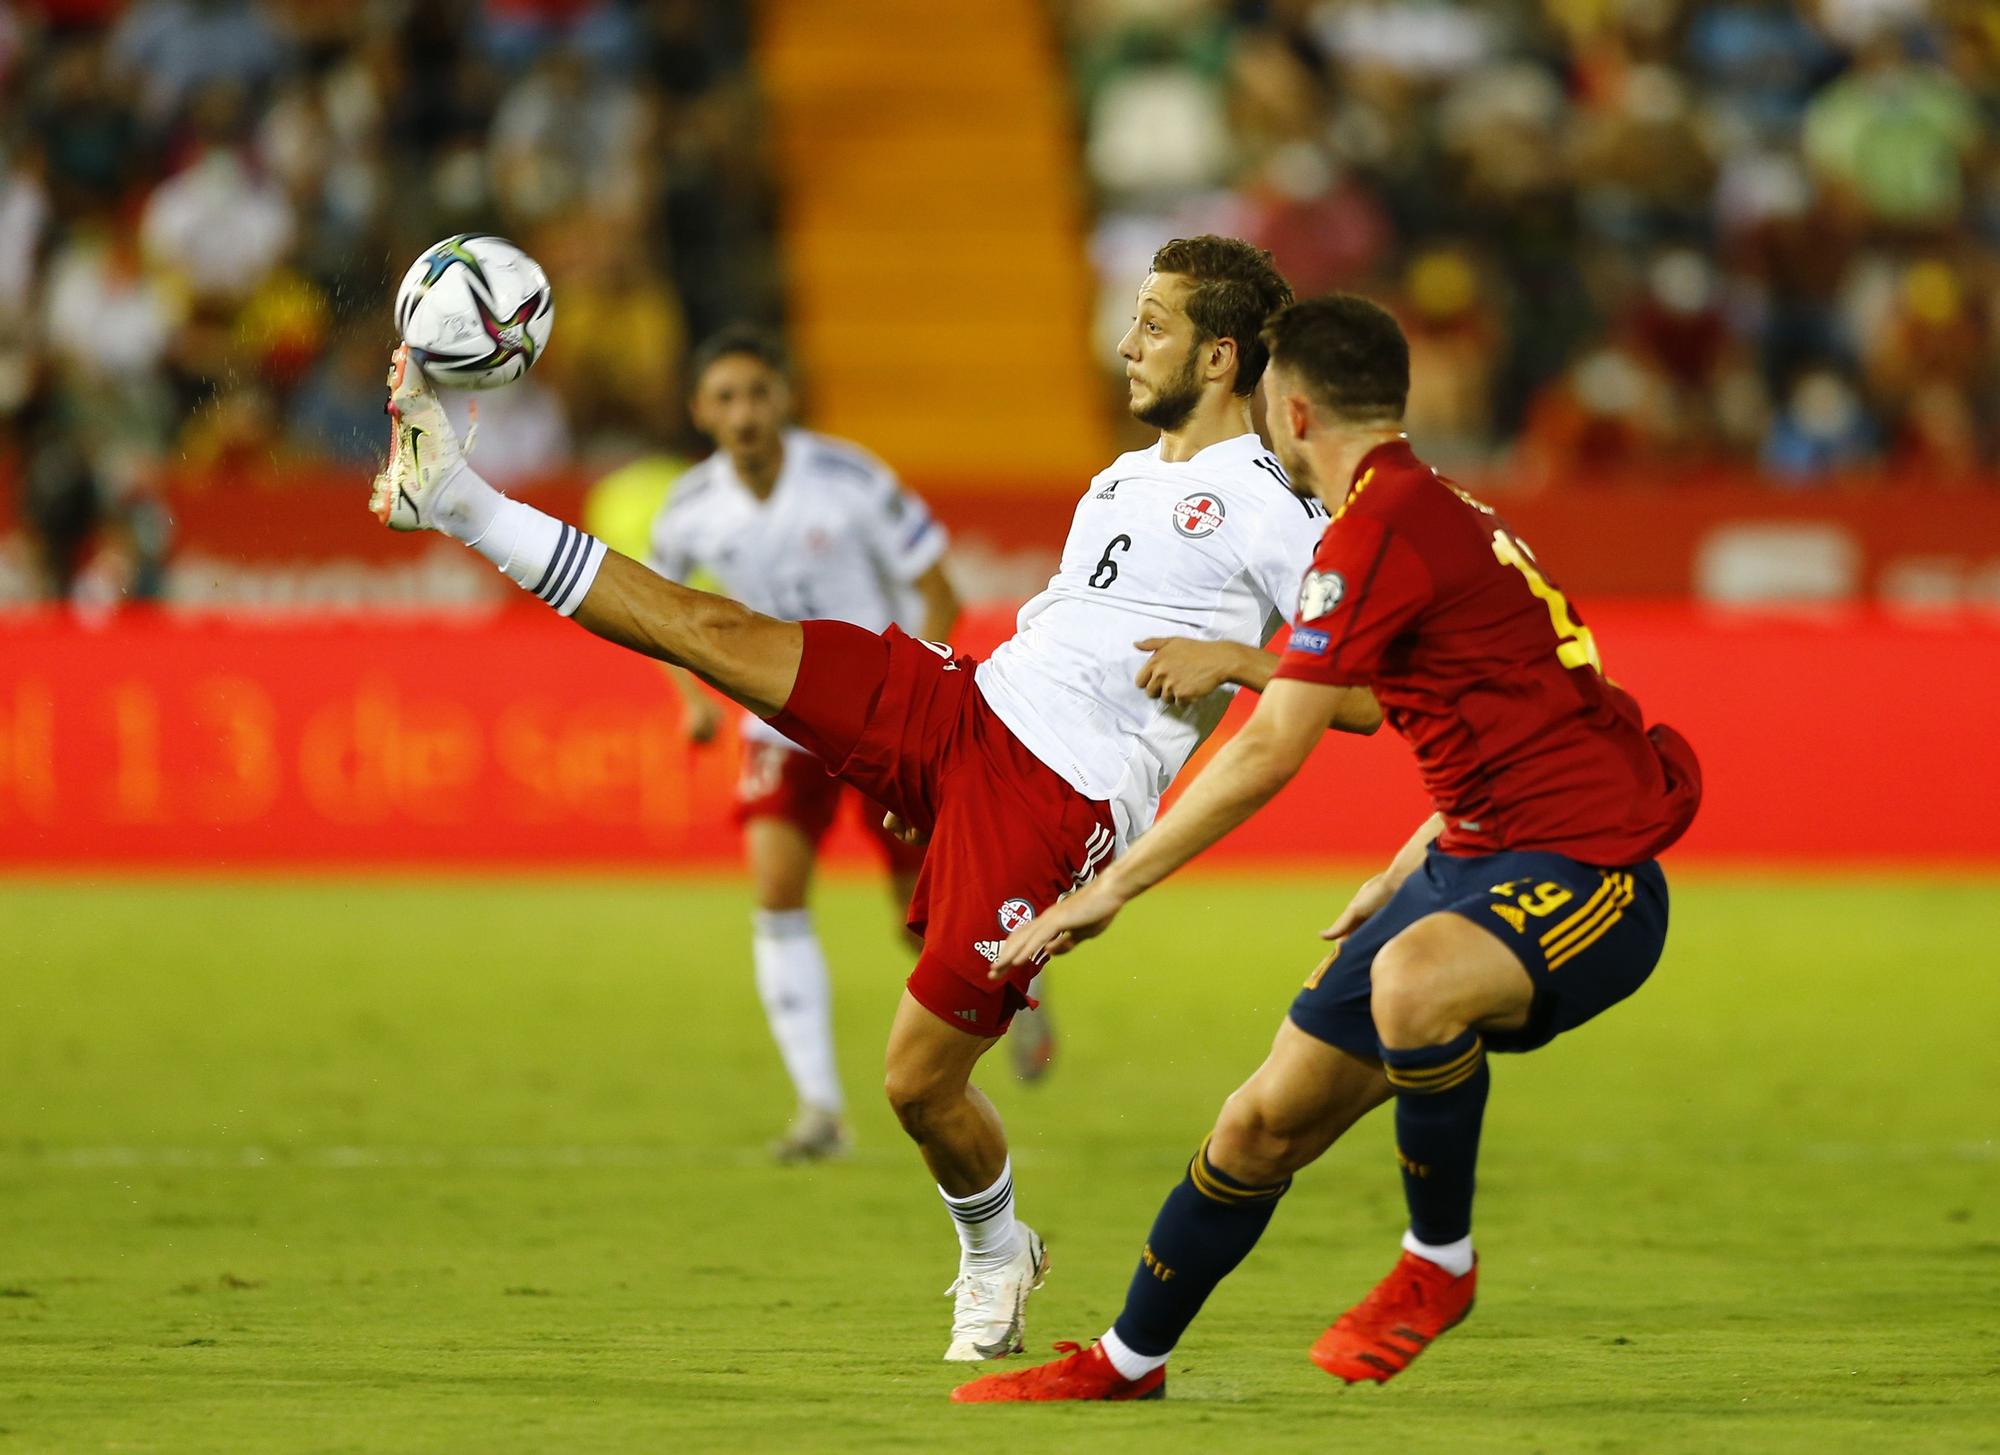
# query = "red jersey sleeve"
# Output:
<box><xmin>1273</xmin><ymin>515</ymin><xmax>1433</xmax><ymax>685</ymax></box>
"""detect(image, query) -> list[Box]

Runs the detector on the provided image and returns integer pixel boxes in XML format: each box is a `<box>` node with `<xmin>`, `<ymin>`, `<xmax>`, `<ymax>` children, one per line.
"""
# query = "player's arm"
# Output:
<box><xmin>911</xmin><ymin>559</ymin><xmax>960</xmax><ymax>643</ymax></box>
<box><xmin>659</xmin><ymin>662</ymin><xmax>723</xmax><ymax>744</ymax></box>
<box><xmin>990</xmin><ymin>676</ymin><xmax>1357</xmax><ymax>974</ymax></box>
<box><xmin>1134</xmin><ymin>637</ymin><xmax>1382</xmax><ymax>734</ymax></box>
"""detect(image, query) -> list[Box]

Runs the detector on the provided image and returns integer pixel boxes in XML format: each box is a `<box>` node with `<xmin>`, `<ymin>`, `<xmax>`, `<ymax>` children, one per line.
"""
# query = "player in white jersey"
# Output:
<box><xmin>648</xmin><ymin>326</ymin><xmax>962</xmax><ymax>1163</ymax></box>
<box><xmin>366</xmin><ymin>236</ymin><xmax>1381</xmax><ymax>1364</ymax></box>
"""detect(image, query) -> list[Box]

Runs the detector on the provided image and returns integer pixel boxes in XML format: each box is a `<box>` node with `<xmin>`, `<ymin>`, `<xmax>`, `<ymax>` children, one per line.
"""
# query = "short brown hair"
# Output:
<box><xmin>1149</xmin><ymin>236</ymin><xmax>1294</xmax><ymax>397</ymax></box>
<box><xmin>1260</xmin><ymin>294</ymin><xmax>1409</xmax><ymax>421</ymax></box>
<box><xmin>689</xmin><ymin>323</ymin><xmax>787</xmax><ymax>391</ymax></box>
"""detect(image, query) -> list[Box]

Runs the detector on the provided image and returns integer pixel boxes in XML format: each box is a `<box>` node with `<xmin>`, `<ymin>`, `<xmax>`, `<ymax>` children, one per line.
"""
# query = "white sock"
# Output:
<box><xmin>436</xmin><ymin>463</ymin><xmax>605</xmax><ymax>617</ymax></box>
<box><xmin>751</xmin><ymin>909</ymin><xmax>842</xmax><ymax>1114</ymax></box>
<box><xmin>1099</xmin><ymin>1326</ymin><xmax>1167</xmax><ymax>1381</ymax></box>
<box><xmin>940</xmin><ymin>1157</ymin><xmax>1024</xmax><ymax>1271</ymax></box>
<box><xmin>1403</xmin><ymin>1228</ymin><xmax>1474</xmax><ymax>1277</ymax></box>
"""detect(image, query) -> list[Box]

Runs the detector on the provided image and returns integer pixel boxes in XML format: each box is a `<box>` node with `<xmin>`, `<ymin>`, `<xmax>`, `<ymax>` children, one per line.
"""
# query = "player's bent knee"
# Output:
<box><xmin>1209</xmin><ymin>1089</ymin><xmax>1316</xmax><ymax>1184</ymax></box>
<box><xmin>1370</xmin><ymin>936</ymin><xmax>1461</xmax><ymax>1047</ymax></box>
<box><xmin>882</xmin><ymin>1058</ymin><xmax>959</xmax><ymax>1139</ymax></box>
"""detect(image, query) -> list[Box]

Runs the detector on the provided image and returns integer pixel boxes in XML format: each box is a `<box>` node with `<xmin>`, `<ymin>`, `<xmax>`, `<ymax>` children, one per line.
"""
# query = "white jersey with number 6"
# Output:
<box><xmin>974</xmin><ymin>431</ymin><xmax>1328</xmax><ymax>848</ymax></box>
<box><xmin>648</xmin><ymin>428</ymin><xmax>948</xmax><ymax>748</ymax></box>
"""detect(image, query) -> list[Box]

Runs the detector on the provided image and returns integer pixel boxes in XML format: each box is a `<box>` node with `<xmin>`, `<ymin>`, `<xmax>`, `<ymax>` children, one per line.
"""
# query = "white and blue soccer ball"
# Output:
<box><xmin>394</xmin><ymin>233</ymin><xmax>554</xmax><ymax>391</ymax></box>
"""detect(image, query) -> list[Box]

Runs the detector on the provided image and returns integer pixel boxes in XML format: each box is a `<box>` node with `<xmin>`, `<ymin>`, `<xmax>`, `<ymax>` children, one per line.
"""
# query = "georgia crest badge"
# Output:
<box><xmin>1172</xmin><ymin>493</ymin><xmax>1226</xmax><ymax>538</ymax></box>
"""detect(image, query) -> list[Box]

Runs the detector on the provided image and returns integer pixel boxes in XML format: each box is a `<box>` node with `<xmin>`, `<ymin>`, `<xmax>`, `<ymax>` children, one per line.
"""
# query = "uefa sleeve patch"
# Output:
<box><xmin>1297</xmin><ymin>569</ymin><xmax>1345</xmax><ymax>620</ymax></box>
<box><xmin>1288</xmin><ymin>626</ymin><xmax>1332</xmax><ymax>656</ymax></box>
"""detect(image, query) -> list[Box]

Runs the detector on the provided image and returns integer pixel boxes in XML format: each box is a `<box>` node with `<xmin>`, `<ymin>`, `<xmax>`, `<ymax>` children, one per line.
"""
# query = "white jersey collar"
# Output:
<box><xmin>1142</xmin><ymin>431</ymin><xmax>1264</xmax><ymax>469</ymax></box>
<box><xmin>714</xmin><ymin>427</ymin><xmax>811</xmax><ymax>508</ymax></box>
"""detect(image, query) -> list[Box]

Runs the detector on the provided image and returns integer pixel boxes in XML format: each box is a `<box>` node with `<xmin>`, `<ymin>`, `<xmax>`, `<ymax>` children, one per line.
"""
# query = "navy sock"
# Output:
<box><xmin>1110</xmin><ymin>1137</ymin><xmax>1290</xmax><ymax>1357</ymax></box>
<box><xmin>1381</xmin><ymin>1030</ymin><xmax>1490</xmax><ymax>1246</ymax></box>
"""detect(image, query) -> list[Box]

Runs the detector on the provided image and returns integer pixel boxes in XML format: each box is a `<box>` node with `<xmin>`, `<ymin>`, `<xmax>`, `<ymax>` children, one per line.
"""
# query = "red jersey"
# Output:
<box><xmin>1272</xmin><ymin>440</ymin><xmax>1700</xmax><ymax>864</ymax></box>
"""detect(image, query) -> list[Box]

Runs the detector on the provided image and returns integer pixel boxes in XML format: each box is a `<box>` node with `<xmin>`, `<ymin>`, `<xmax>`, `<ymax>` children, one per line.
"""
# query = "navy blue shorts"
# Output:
<box><xmin>1289</xmin><ymin>846</ymin><xmax>1670</xmax><ymax>1059</ymax></box>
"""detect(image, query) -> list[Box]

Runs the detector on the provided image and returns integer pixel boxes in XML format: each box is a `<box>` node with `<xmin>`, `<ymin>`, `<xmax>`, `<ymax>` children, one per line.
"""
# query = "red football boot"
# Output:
<box><xmin>1310</xmin><ymin>1250</ymin><xmax>1477</xmax><ymax>1384</ymax></box>
<box><xmin>950</xmin><ymin>1340</ymin><xmax>1165</xmax><ymax>1403</ymax></box>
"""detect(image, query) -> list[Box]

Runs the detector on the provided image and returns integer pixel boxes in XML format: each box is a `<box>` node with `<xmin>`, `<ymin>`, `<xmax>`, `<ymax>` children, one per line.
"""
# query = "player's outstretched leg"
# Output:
<box><xmin>882</xmin><ymin>993</ymin><xmax>1052</xmax><ymax>1361</ymax></box>
<box><xmin>1309</xmin><ymin>912</ymin><xmax>1527</xmax><ymax>1384</ymax></box>
<box><xmin>952</xmin><ymin>1023</ymin><xmax>1390</xmax><ymax>1402</ymax></box>
<box><xmin>370</xmin><ymin>346</ymin><xmax>805</xmax><ymax>717</ymax></box>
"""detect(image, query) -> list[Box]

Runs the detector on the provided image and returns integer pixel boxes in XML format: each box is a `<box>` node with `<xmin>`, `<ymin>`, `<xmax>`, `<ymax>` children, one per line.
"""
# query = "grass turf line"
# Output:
<box><xmin>1</xmin><ymin>872</ymin><xmax>1996</xmax><ymax>1453</ymax></box>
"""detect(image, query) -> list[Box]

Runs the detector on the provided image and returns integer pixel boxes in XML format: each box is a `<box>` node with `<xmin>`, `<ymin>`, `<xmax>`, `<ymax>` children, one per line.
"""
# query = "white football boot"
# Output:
<box><xmin>942</xmin><ymin>1226</ymin><xmax>1049</xmax><ymax>1362</ymax></box>
<box><xmin>770</xmin><ymin>1104</ymin><xmax>852</xmax><ymax>1165</ymax></box>
<box><xmin>368</xmin><ymin>344</ymin><xmax>471</xmax><ymax>533</ymax></box>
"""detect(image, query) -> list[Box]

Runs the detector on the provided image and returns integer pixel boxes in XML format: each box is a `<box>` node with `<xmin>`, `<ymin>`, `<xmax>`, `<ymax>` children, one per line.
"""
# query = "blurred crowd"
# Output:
<box><xmin>1070</xmin><ymin>0</ymin><xmax>2000</xmax><ymax>484</ymax></box>
<box><xmin>0</xmin><ymin>0</ymin><xmax>770</xmax><ymax>600</ymax></box>
<box><xmin>4</xmin><ymin>0</ymin><xmax>1996</xmax><ymax>606</ymax></box>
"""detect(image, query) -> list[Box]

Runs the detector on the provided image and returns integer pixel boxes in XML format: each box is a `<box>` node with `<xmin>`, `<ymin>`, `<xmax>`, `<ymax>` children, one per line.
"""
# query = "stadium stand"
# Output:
<box><xmin>0</xmin><ymin>0</ymin><xmax>1995</xmax><ymax>608</ymax></box>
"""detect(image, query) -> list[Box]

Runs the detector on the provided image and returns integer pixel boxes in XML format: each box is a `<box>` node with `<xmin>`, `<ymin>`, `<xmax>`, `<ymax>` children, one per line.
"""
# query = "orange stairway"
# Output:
<box><xmin>757</xmin><ymin>0</ymin><xmax>1110</xmax><ymax>487</ymax></box>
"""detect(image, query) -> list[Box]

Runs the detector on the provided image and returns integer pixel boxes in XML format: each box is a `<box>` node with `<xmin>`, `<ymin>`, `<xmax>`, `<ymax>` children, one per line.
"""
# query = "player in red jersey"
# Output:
<box><xmin>953</xmin><ymin>294</ymin><xmax>1701</xmax><ymax>1403</ymax></box>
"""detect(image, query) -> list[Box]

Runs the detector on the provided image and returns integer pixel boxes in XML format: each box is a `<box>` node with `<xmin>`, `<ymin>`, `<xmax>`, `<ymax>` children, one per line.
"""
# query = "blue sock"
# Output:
<box><xmin>1110</xmin><ymin>1137</ymin><xmax>1290</xmax><ymax>1357</ymax></box>
<box><xmin>1381</xmin><ymin>1030</ymin><xmax>1490</xmax><ymax>1246</ymax></box>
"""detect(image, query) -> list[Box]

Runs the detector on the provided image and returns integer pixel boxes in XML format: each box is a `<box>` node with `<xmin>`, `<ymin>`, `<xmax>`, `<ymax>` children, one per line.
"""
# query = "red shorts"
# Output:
<box><xmin>769</xmin><ymin>622</ymin><xmax>1115</xmax><ymax>1037</ymax></box>
<box><xmin>733</xmin><ymin>738</ymin><xmax>925</xmax><ymax>875</ymax></box>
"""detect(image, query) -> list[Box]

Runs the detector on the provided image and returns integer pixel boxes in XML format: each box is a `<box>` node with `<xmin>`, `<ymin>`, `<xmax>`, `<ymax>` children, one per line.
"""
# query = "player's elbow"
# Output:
<box><xmin>1329</xmin><ymin>691</ymin><xmax>1384</xmax><ymax>736</ymax></box>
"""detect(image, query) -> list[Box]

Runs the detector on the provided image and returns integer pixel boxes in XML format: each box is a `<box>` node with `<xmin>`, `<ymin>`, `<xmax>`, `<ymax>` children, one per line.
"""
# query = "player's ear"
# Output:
<box><xmin>1286</xmin><ymin>392</ymin><xmax>1312</xmax><ymax>442</ymax></box>
<box><xmin>1207</xmin><ymin>335</ymin><xmax>1237</xmax><ymax>388</ymax></box>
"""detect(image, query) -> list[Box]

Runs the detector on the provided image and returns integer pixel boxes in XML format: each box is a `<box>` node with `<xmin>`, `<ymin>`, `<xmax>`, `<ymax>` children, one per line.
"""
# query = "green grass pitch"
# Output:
<box><xmin>2</xmin><ymin>870</ymin><xmax>1997</xmax><ymax>1453</ymax></box>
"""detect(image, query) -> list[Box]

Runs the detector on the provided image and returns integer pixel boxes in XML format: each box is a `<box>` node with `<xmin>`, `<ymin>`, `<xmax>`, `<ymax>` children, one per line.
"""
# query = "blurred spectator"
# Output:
<box><xmin>1517</xmin><ymin>346</ymin><xmax>1675</xmax><ymax>484</ymax></box>
<box><xmin>108</xmin><ymin>0</ymin><xmax>294</xmax><ymax>125</ymax></box>
<box><xmin>33</xmin><ymin>210</ymin><xmax>178</xmax><ymax>597</ymax></box>
<box><xmin>30</xmin><ymin>32</ymin><xmax>146</xmax><ymax>215</ymax></box>
<box><xmin>1397</xmin><ymin>246</ymin><xmax>1499</xmax><ymax>466</ymax></box>
<box><xmin>1686</xmin><ymin>1</ymin><xmax>1842</xmax><ymax>138</ymax></box>
<box><xmin>489</xmin><ymin>46</ymin><xmax>651</xmax><ymax>226</ymax></box>
<box><xmin>1763</xmin><ymin>366</ymin><xmax>1879</xmax><ymax>478</ymax></box>
<box><xmin>534</xmin><ymin>212</ymin><xmax>687</xmax><ymax>453</ymax></box>
<box><xmin>289</xmin><ymin>320</ymin><xmax>395</xmax><ymax>466</ymax></box>
<box><xmin>1858</xmin><ymin>257</ymin><xmax>1992</xmax><ymax>471</ymax></box>
<box><xmin>1572</xmin><ymin>65</ymin><xmax>1718</xmax><ymax>243</ymax></box>
<box><xmin>481</xmin><ymin>0</ymin><xmax>638</xmax><ymax>73</ymax></box>
<box><xmin>0</xmin><ymin>133</ymin><xmax>48</xmax><ymax>412</ymax></box>
<box><xmin>1802</xmin><ymin>28</ymin><xmax>1981</xmax><ymax>231</ymax></box>
<box><xmin>138</xmin><ymin>85</ymin><xmax>295</xmax><ymax>307</ymax></box>
<box><xmin>1085</xmin><ymin>35</ymin><xmax>1234</xmax><ymax>200</ymax></box>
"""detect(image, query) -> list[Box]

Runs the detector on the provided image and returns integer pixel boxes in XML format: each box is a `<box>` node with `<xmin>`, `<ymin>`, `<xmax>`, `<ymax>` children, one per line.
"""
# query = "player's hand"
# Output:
<box><xmin>683</xmin><ymin>695</ymin><xmax>723</xmax><ymax>746</ymax></box>
<box><xmin>883</xmin><ymin>811</ymin><xmax>927</xmax><ymax>846</ymax></box>
<box><xmin>1321</xmin><ymin>871</ymin><xmax>1396</xmax><ymax>942</ymax></box>
<box><xmin>989</xmin><ymin>879</ymin><xmax>1128</xmax><ymax>978</ymax></box>
<box><xmin>1134</xmin><ymin>637</ymin><xmax>1241</xmax><ymax>706</ymax></box>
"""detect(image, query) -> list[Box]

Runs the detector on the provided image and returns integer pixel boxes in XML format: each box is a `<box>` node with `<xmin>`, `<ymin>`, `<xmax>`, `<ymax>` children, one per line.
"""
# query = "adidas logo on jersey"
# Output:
<box><xmin>974</xmin><ymin>940</ymin><xmax>1003</xmax><ymax>963</ymax></box>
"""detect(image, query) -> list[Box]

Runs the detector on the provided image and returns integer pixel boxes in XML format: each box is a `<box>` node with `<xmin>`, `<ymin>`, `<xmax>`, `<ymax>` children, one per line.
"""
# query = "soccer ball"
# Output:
<box><xmin>394</xmin><ymin>234</ymin><xmax>554</xmax><ymax>391</ymax></box>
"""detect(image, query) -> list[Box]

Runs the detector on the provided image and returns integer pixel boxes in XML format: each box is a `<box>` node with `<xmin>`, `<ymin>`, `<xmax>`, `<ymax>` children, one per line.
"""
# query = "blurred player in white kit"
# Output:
<box><xmin>648</xmin><ymin>328</ymin><xmax>1053</xmax><ymax>1162</ymax></box>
